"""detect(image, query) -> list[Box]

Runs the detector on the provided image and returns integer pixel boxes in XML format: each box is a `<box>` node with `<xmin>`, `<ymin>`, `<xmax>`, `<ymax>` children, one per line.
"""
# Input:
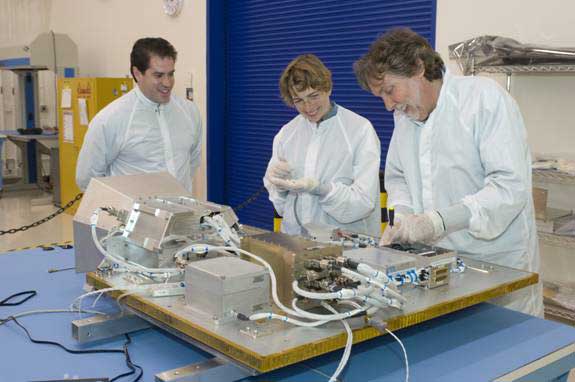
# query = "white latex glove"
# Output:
<box><xmin>388</xmin><ymin>211</ymin><xmax>445</xmax><ymax>245</ymax></box>
<box><xmin>266</xmin><ymin>160</ymin><xmax>292</xmax><ymax>180</ymax></box>
<box><xmin>379</xmin><ymin>214</ymin><xmax>403</xmax><ymax>246</ymax></box>
<box><xmin>269</xmin><ymin>177</ymin><xmax>331</xmax><ymax>196</ymax></box>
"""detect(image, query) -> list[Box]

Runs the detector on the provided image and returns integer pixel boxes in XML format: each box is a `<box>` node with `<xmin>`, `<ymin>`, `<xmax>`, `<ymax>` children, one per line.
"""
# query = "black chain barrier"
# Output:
<box><xmin>0</xmin><ymin>193</ymin><xmax>83</xmax><ymax>236</ymax></box>
<box><xmin>232</xmin><ymin>185</ymin><xmax>267</xmax><ymax>212</ymax></box>
<box><xmin>1</xmin><ymin>185</ymin><xmax>265</xmax><ymax>236</ymax></box>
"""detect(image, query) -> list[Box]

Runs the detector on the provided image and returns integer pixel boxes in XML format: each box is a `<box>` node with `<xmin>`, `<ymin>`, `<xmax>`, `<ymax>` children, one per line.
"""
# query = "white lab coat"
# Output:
<box><xmin>76</xmin><ymin>86</ymin><xmax>202</xmax><ymax>192</ymax></box>
<box><xmin>386</xmin><ymin>72</ymin><xmax>542</xmax><ymax>316</ymax></box>
<box><xmin>264</xmin><ymin>105</ymin><xmax>381</xmax><ymax>237</ymax></box>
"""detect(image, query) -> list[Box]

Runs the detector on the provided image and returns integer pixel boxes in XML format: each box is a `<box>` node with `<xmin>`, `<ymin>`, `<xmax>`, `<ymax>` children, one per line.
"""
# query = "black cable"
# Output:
<box><xmin>232</xmin><ymin>185</ymin><xmax>266</xmax><ymax>212</ymax></box>
<box><xmin>2</xmin><ymin>316</ymin><xmax>143</xmax><ymax>381</ymax></box>
<box><xmin>110</xmin><ymin>335</ymin><xmax>143</xmax><ymax>382</ymax></box>
<box><xmin>293</xmin><ymin>193</ymin><xmax>304</xmax><ymax>229</ymax></box>
<box><xmin>0</xmin><ymin>290</ymin><xmax>37</xmax><ymax>306</ymax></box>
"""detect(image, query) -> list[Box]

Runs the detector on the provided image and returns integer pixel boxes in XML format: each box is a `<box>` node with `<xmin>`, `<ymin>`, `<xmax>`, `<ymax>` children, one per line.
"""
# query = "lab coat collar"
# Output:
<box><xmin>134</xmin><ymin>85</ymin><xmax>167</xmax><ymax>111</ymax></box>
<box><xmin>314</xmin><ymin>102</ymin><xmax>338</xmax><ymax>129</ymax></box>
<box><xmin>422</xmin><ymin>69</ymin><xmax>452</xmax><ymax>128</ymax></box>
<box><xmin>408</xmin><ymin>69</ymin><xmax>451</xmax><ymax>128</ymax></box>
<box><xmin>319</xmin><ymin>102</ymin><xmax>338</xmax><ymax>123</ymax></box>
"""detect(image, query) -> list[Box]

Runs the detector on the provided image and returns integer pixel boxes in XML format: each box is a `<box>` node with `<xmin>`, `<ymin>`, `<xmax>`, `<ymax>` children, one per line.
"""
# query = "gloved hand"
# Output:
<box><xmin>266</xmin><ymin>160</ymin><xmax>293</xmax><ymax>192</ymax></box>
<box><xmin>266</xmin><ymin>160</ymin><xmax>292</xmax><ymax>180</ymax></box>
<box><xmin>387</xmin><ymin>211</ymin><xmax>445</xmax><ymax>245</ymax></box>
<box><xmin>379</xmin><ymin>214</ymin><xmax>403</xmax><ymax>246</ymax></box>
<box><xmin>269</xmin><ymin>177</ymin><xmax>331</xmax><ymax>196</ymax></box>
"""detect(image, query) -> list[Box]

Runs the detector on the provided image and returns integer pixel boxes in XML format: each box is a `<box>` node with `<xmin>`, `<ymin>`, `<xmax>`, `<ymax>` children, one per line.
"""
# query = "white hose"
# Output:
<box><xmin>386</xmin><ymin>327</ymin><xmax>410</xmax><ymax>382</ymax></box>
<box><xmin>342</xmin><ymin>267</ymin><xmax>407</xmax><ymax>304</ymax></box>
<box><xmin>357</xmin><ymin>263</ymin><xmax>393</xmax><ymax>284</ymax></box>
<box><xmin>290</xmin><ymin>299</ymin><xmax>367</xmax><ymax>322</ymax></box>
<box><xmin>248</xmin><ymin>312</ymin><xmax>327</xmax><ymax>327</ymax></box>
<box><xmin>321</xmin><ymin>302</ymin><xmax>353</xmax><ymax>382</ymax></box>
<box><xmin>292</xmin><ymin>280</ymin><xmax>373</xmax><ymax>300</ymax></box>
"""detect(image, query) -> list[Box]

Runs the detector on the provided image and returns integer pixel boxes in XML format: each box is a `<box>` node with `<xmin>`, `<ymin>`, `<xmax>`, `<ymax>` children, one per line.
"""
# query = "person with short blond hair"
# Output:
<box><xmin>264</xmin><ymin>54</ymin><xmax>381</xmax><ymax>236</ymax></box>
<box><xmin>279</xmin><ymin>54</ymin><xmax>332</xmax><ymax>105</ymax></box>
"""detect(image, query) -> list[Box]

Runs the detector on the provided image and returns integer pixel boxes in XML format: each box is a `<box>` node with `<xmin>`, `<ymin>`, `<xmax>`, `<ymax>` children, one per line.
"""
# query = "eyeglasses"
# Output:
<box><xmin>292</xmin><ymin>91</ymin><xmax>322</xmax><ymax>106</ymax></box>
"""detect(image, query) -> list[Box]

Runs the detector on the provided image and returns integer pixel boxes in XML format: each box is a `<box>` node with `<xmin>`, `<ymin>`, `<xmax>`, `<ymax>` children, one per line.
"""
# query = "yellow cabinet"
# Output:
<box><xmin>57</xmin><ymin>77</ymin><xmax>133</xmax><ymax>214</ymax></box>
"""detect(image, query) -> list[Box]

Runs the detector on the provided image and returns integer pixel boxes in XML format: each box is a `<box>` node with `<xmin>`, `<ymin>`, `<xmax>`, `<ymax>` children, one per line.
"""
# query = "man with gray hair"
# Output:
<box><xmin>354</xmin><ymin>28</ymin><xmax>542</xmax><ymax>316</ymax></box>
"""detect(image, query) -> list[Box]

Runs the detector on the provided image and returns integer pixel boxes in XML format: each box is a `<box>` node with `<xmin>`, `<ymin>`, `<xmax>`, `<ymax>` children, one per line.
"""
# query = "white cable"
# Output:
<box><xmin>466</xmin><ymin>264</ymin><xmax>489</xmax><ymax>274</ymax></box>
<box><xmin>91</xmin><ymin>289</ymin><xmax>106</xmax><ymax>307</ymax></box>
<box><xmin>100</xmin><ymin>226</ymin><xmax>123</xmax><ymax>245</ymax></box>
<box><xmin>203</xmin><ymin>216</ymin><xmax>240</xmax><ymax>247</ymax></box>
<box><xmin>321</xmin><ymin>302</ymin><xmax>353</xmax><ymax>382</ymax></box>
<box><xmin>342</xmin><ymin>267</ymin><xmax>407</xmax><ymax>304</ymax></box>
<box><xmin>385</xmin><ymin>328</ymin><xmax>409</xmax><ymax>382</ymax></box>
<box><xmin>366</xmin><ymin>306</ymin><xmax>380</xmax><ymax>316</ymax></box>
<box><xmin>292</xmin><ymin>280</ymin><xmax>373</xmax><ymax>300</ymax></box>
<box><xmin>72</xmin><ymin>281</ymin><xmax>185</xmax><ymax>317</ymax></box>
<box><xmin>337</xmin><ymin>299</ymin><xmax>363</xmax><ymax>310</ymax></box>
<box><xmin>247</xmin><ymin>312</ymin><xmax>327</xmax><ymax>327</ymax></box>
<box><xmin>291</xmin><ymin>298</ymin><xmax>368</xmax><ymax>322</ymax></box>
<box><xmin>0</xmin><ymin>308</ymin><xmax>107</xmax><ymax>324</ymax></box>
<box><xmin>354</xmin><ymin>294</ymin><xmax>392</xmax><ymax>310</ymax></box>
<box><xmin>71</xmin><ymin>287</ymin><xmax>126</xmax><ymax>314</ymax></box>
<box><xmin>357</xmin><ymin>263</ymin><xmax>393</xmax><ymax>285</ymax></box>
<box><xmin>116</xmin><ymin>291</ymin><xmax>140</xmax><ymax>314</ymax></box>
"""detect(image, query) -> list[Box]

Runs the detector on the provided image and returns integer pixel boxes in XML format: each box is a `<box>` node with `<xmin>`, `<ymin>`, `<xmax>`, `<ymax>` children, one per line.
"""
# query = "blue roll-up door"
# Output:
<box><xmin>208</xmin><ymin>0</ymin><xmax>437</xmax><ymax>230</ymax></box>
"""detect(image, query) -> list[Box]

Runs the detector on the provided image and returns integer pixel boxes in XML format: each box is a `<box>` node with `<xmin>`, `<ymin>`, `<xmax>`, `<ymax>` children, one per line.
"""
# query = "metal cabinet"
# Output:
<box><xmin>57</xmin><ymin>77</ymin><xmax>133</xmax><ymax>214</ymax></box>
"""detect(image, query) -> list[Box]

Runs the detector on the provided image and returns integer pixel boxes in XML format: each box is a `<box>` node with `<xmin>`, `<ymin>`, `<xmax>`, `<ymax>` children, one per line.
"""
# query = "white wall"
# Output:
<box><xmin>48</xmin><ymin>0</ymin><xmax>208</xmax><ymax>200</ymax></box>
<box><xmin>0</xmin><ymin>0</ymin><xmax>52</xmax><ymax>47</ymax></box>
<box><xmin>436</xmin><ymin>0</ymin><xmax>575</xmax><ymax>158</ymax></box>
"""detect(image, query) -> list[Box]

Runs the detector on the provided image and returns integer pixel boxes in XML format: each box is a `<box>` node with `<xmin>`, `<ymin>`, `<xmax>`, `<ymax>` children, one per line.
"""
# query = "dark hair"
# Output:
<box><xmin>354</xmin><ymin>27</ymin><xmax>444</xmax><ymax>90</ymax></box>
<box><xmin>130</xmin><ymin>37</ymin><xmax>178</xmax><ymax>82</ymax></box>
<box><xmin>279</xmin><ymin>54</ymin><xmax>332</xmax><ymax>106</ymax></box>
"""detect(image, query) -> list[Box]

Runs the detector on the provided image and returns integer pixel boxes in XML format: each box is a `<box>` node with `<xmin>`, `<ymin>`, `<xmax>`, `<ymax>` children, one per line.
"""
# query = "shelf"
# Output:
<box><xmin>474</xmin><ymin>64</ymin><xmax>575</xmax><ymax>74</ymax></box>
<box><xmin>533</xmin><ymin>169</ymin><xmax>575</xmax><ymax>185</ymax></box>
<box><xmin>538</xmin><ymin>231</ymin><xmax>575</xmax><ymax>249</ymax></box>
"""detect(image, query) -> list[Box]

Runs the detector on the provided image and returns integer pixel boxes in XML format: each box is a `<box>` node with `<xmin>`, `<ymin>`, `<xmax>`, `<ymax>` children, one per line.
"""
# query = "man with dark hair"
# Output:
<box><xmin>354</xmin><ymin>28</ymin><xmax>542</xmax><ymax>316</ymax></box>
<box><xmin>77</xmin><ymin>37</ymin><xmax>202</xmax><ymax>192</ymax></box>
<box><xmin>264</xmin><ymin>54</ymin><xmax>381</xmax><ymax>236</ymax></box>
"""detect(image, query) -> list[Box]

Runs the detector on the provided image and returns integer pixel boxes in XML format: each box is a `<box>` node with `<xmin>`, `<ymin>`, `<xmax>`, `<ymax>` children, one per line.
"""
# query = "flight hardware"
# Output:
<box><xmin>301</xmin><ymin>221</ymin><xmax>462</xmax><ymax>289</ymax></box>
<box><xmin>90</xmin><ymin>196</ymin><xmax>464</xmax><ymax>329</ymax></box>
<box><xmin>77</xmin><ymin>174</ymin><xmax>537</xmax><ymax>376</ymax></box>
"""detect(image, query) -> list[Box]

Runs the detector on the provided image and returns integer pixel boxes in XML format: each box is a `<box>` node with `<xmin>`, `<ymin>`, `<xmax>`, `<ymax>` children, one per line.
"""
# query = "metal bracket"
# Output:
<box><xmin>72</xmin><ymin>313</ymin><xmax>151</xmax><ymax>343</ymax></box>
<box><xmin>155</xmin><ymin>358</ymin><xmax>253</xmax><ymax>382</ymax></box>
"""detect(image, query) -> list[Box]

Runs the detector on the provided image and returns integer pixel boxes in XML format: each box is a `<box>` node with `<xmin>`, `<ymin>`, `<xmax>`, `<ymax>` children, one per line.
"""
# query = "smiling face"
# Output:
<box><xmin>133</xmin><ymin>54</ymin><xmax>175</xmax><ymax>104</ymax></box>
<box><xmin>368</xmin><ymin>72</ymin><xmax>433</xmax><ymax>122</ymax></box>
<box><xmin>291</xmin><ymin>87</ymin><xmax>332</xmax><ymax>123</ymax></box>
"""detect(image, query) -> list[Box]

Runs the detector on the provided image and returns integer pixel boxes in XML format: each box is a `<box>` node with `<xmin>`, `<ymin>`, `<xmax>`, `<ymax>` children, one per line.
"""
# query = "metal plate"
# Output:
<box><xmin>86</xmin><ymin>255</ymin><xmax>537</xmax><ymax>373</ymax></box>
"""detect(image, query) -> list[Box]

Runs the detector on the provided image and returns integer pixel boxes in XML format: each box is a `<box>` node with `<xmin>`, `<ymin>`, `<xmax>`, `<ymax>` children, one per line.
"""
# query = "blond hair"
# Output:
<box><xmin>279</xmin><ymin>54</ymin><xmax>332</xmax><ymax>106</ymax></box>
